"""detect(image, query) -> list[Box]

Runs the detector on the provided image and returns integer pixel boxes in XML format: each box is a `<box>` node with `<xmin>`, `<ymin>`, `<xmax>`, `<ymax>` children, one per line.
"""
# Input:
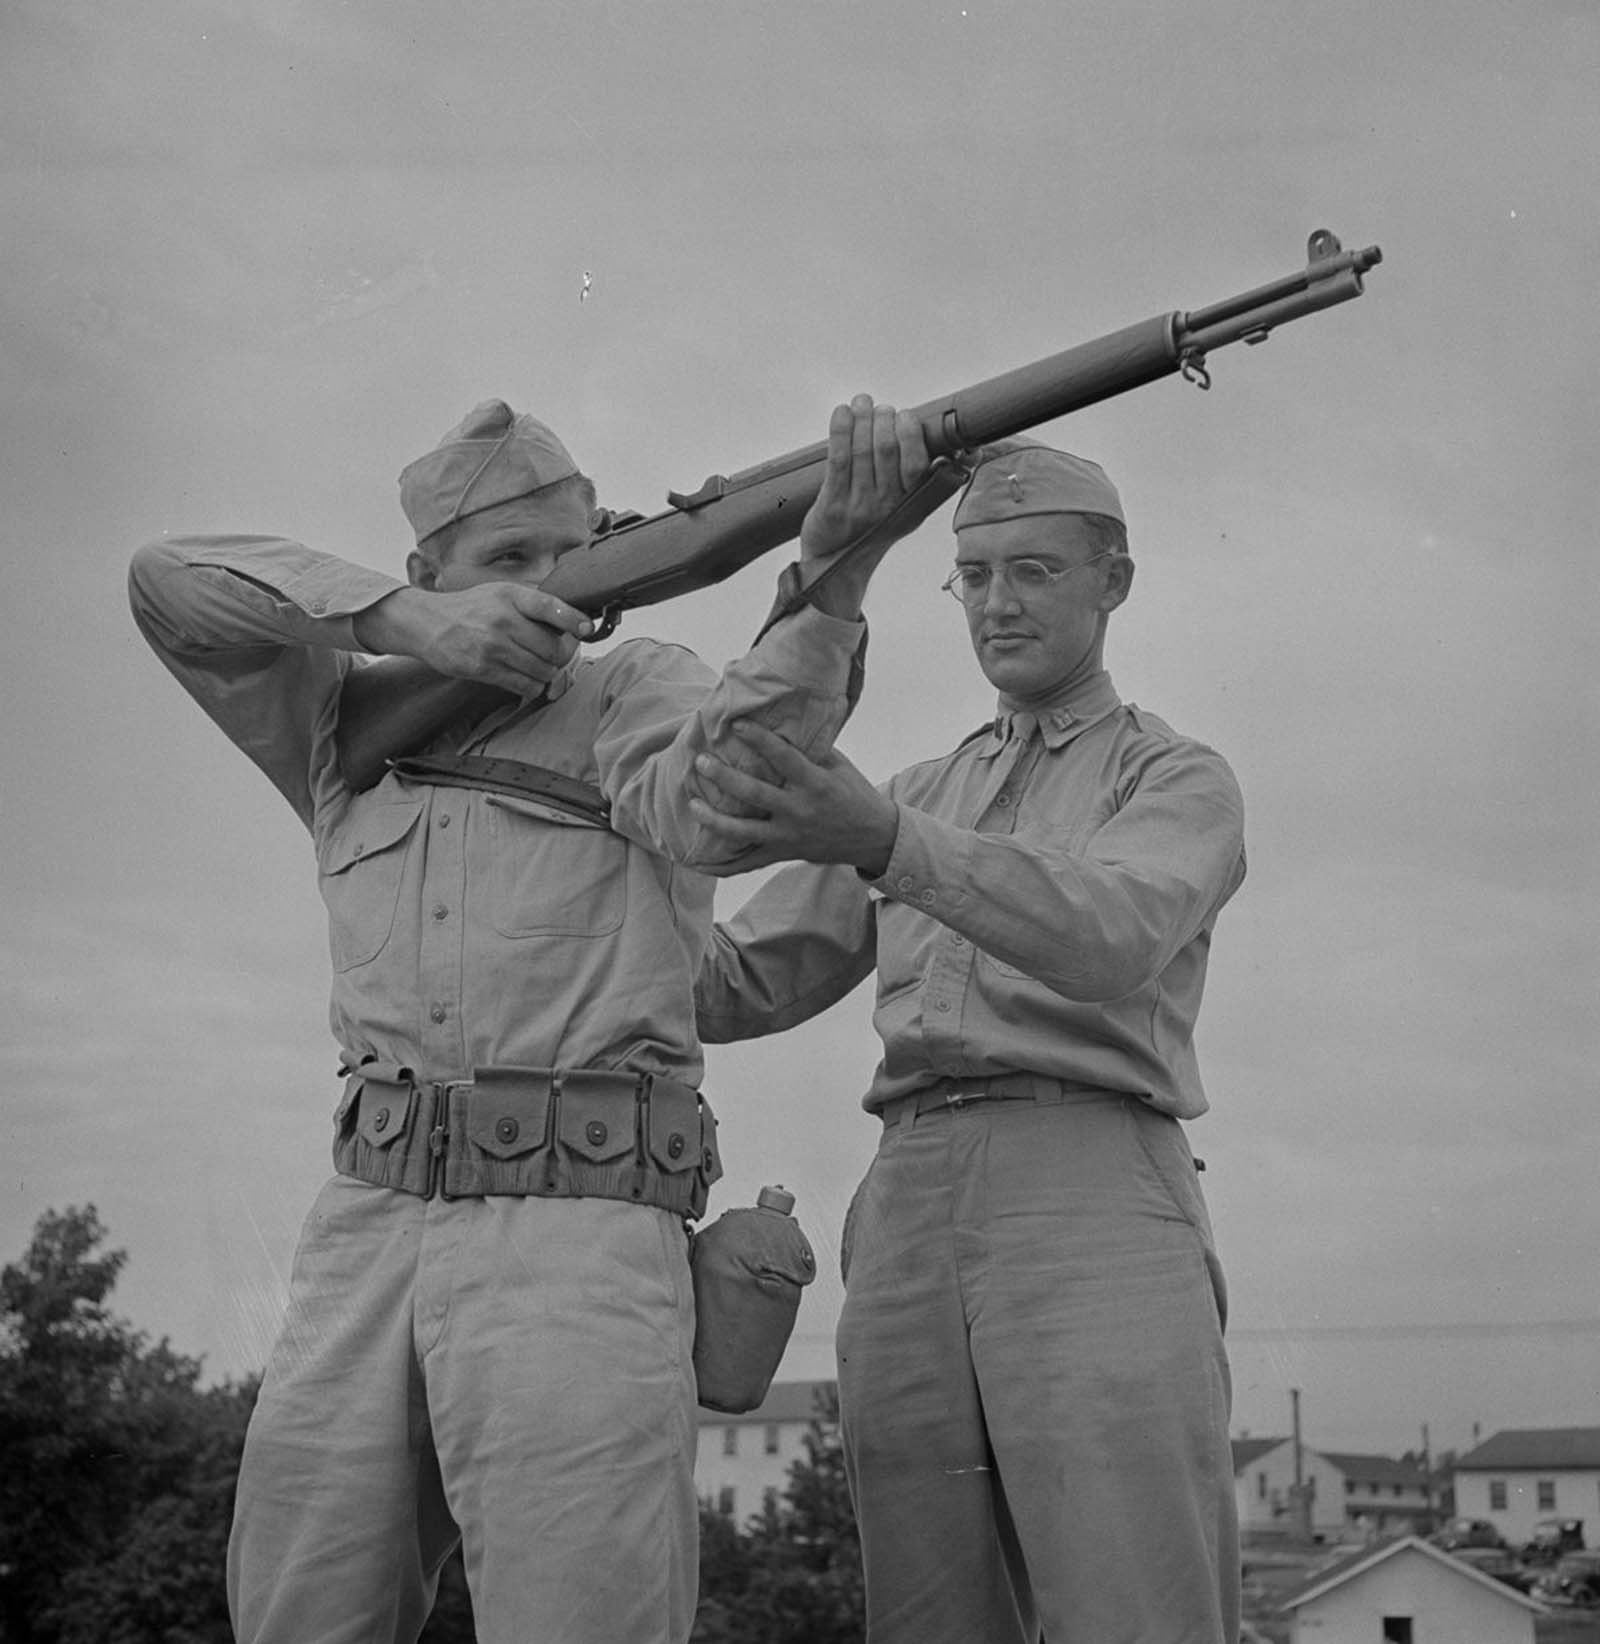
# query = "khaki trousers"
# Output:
<box><xmin>837</xmin><ymin>1092</ymin><xmax>1239</xmax><ymax>1644</ymax></box>
<box><xmin>228</xmin><ymin>1176</ymin><xmax>698</xmax><ymax>1644</ymax></box>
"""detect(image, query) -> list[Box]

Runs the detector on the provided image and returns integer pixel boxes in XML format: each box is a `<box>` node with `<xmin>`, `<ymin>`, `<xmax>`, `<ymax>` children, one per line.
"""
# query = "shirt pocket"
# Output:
<box><xmin>980</xmin><ymin>951</ymin><xmax>1041</xmax><ymax>982</ymax></box>
<box><xmin>483</xmin><ymin>793</ymin><xmax>629</xmax><ymax>939</ymax></box>
<box><xmin>316</xmin><ymin>799</ymin><xmax>424</xmax><ymax>972</ymax></box>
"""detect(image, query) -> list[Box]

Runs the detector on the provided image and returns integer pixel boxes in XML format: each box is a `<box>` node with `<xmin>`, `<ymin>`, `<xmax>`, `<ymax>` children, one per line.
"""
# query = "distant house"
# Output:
<box><xmin>1234</xmin><ymin>1439</ymin><xmax>1432</xmax><ymax>1542</ymax></box>
<box><xmin>1234</xmin><ymin>1437</ymin><xmax>1349</xmax><ymax>1541</ymax></box>
<box><xmin>694</xmin><ymin>1378</ymin><xmax>835</xmax><ymax>1523</ymax></box>
<box><xmin>1322</xmin><ymin>1451</ymin><xmax>1435</xmax><ymax>1538</ymax></box>
<box><xmin>1282</xmin><ymin>1534</ymin><xmax>1543</xmax><ymax>1644</ymax></box>
<box><xmin>1452</xmin><ymin>1426</ymin><xmax>1600</xmax><ymax>1546</ymax></box>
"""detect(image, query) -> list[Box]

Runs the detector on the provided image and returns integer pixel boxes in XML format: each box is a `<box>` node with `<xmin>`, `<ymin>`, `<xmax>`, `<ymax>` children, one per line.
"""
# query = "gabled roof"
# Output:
<box><xmin>1455</xmin><ymin>1427</ymin><xmax>1600</xmax><ymax>1471</ymax></box>
<box><xmin>1232</xmin><ymin>1436</ymin><xmax>1290</xmax><ymax>1472</ymax></box>
<box><xmin>1230</xmin><ymin>1439</ymin><xmax>1428</xmax><ymax>1488</ymax></box>
<box><xmin>1321</xmin><ymin>1452</ymin><xmax>1430</xmax><ymax>1487</ymax></box>
<box><xmin>1282</xmin><ymin>1535</ymin><xmax>1545</xmax><ymax>1614</ymax></box>
<box><xmin>695</xmin><ymin>1378</ymin><xmax>836</xmax><ymax>1428</ymax></box>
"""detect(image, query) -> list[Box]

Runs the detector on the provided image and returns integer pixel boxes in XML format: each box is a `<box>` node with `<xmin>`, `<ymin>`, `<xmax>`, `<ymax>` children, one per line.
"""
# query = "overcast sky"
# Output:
<box><xmin>3</xmin><ymin>0</ymin><xmax>1595</xmax><ymax>1459</ymax></box>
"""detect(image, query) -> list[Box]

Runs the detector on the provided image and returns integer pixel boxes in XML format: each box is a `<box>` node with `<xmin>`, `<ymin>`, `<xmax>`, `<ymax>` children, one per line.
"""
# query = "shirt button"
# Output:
<box><xmin>896</xmin><ymin>877</ymin><xmax>915</xmax><ymax>893</ymax></box>
<box><xmin>432</xmin><ymin>904</ymin><xmax>449</xmax><ymax>921</ymax></box>
<box><xmin>952</xmin><ymin>934</ymin><xmax>967</xmax><ymax>946</ymax></box>
<box><xmin>308</xmin><ymin>599</ymin><xmax>327</xmax><ymax>615</ymax></box>
<box><xmin>919</xmin><ymin>890</ymin><xmax>936</xmax><ymax>906</ymax></box>
<box><xmin>586</xmin><ymin>1120</ymin><xmax>608</xmax><ymax>1147</ymax></box>
<box><xmin>438</xmin><ymin>814</ymin><xmax>452</xmax><ymax>829</ymax></box>
<box><xmin>352</xmin><ymin>842</ymin><xmax>366</xmax><ymax>857</ymax></box>
<box><xmin>994</xmin><ymin>793</ymin><xmax>1012</xmax><ymax>809</ymax></box>
<box><xmin>429</xmin><ymin>1004</ymin><xmax>447</xmax><ymax>1024</ymax></box>
<box><xmin>935</xmin><ymin>999</ymin><xmax>952</xmax><ymax>1013</ymax></box>
<box><xmin>495</xmin><ymin>1117</ymin><xmax>519</xmax><ymax>1145</ymax></box>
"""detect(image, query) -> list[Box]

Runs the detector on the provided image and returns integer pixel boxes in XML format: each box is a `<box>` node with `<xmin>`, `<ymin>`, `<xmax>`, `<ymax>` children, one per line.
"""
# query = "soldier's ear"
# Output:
<box><xmin>1100</xmin><ymin>555</ymin><xmax>1135</xmax><ymax>613</ymax></box>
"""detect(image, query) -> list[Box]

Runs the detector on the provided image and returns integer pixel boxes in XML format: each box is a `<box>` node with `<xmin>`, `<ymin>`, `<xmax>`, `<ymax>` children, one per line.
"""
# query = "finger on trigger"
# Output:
<box><xmin>516</xmin><ymin>585</ymin><xmax>592</xmax><ymax>637</ymax></box>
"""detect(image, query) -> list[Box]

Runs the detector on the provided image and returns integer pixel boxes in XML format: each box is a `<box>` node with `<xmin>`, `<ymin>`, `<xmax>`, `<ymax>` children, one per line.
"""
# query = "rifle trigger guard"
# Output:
<box><xmin>587</xmin><ymin>605</ymin><xmax>623</xmax><ymax>642</ymax></box>
<box><xmin>1179</xmin><ymin>350</ymin><xmax>1212</xmax><ymax>392</ymax></box>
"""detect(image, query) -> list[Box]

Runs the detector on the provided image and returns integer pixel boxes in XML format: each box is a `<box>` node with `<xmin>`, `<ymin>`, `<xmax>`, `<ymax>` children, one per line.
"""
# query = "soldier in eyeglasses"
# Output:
<box><xmin>691</xmin><ymin>439</ymin><xmax>1246</xmax><ymax>1644</ymax></box>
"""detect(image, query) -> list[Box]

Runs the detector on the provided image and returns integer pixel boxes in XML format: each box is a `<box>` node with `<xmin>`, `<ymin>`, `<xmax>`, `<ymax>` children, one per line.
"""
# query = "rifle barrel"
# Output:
<box><xmin>336</xmin><ymin>230</ymin><xmax>1383</xmax><ymax>790</ymax></box>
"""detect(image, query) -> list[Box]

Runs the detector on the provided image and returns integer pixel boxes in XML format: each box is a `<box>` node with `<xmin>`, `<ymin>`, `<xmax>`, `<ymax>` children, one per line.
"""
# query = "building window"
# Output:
<box><xmin>1344</xmin><ymin>1480</ymin><xmax>1355</xmax><ymax>1495</ymax></box>
<box><xmin>1489</xmin><ymin>1480</ymin><xmax>1507</xmax><ymax>1510</ymax></box>
<box><xmin>762</xmin><ymin>1487</ymin><xmax>779</xmax><ymax>1516</ymax></box>
<box><xmin>1538</xmin><ymin>1480</ymin><xmax>1556</xmax><ymax>1510</ymax></box>
<box><xmin>718</xmin><ymin>1487</ymin><xmax>735</xmax><ymax>1516</ymax></box>
<box><xmin>1382</xmin><ymin>1619</ymin><xmax>1413</xmax><ymax>1644</ymax></box>
<box><xmin>723</xmin><ymin>1426</ymin><xmax>738</xmax><ymax>1458</ymax></box>
<box><xmin>765</xmin><ymin>1423</ymin><xmax>780</xmax><ymax>1456</ymax></box>
<box><xmin>1257</xmin><ymin>1472</ymin><xmax>1268</xmax><ymax>1500</ymax></box>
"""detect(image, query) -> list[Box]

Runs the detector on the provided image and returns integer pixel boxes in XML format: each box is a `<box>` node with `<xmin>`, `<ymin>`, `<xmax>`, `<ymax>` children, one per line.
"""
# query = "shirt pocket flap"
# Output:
<box><xmin>482</xmin><ymin>792</ymin><xmax>610</xmax><ymax>832</ymax></box>
<box><xmin>319</xmin><ymin>800</ymin><xmax>425</xmax><ymax>877</ymax></box>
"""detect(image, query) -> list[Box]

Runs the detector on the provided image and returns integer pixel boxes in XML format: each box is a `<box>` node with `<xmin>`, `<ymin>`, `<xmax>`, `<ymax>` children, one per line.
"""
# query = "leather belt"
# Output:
<box><xmin>877</xmin><ymin>1073</ymin><xmax>1117</xmax><ymax>1129</ymax></box>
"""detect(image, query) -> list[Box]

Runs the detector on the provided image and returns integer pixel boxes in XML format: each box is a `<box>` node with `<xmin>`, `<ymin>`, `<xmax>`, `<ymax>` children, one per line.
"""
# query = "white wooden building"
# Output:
<box><xmin>1283</xmin><ymin>1535</ymin><xmax>1544</xmax><ymax>1644</ymax></box>
<box><xmin>1452</xmin><ymin>1426</ymin><xmax>1600</xmax><ymax>1546</ymax></box>
<box><xmin>1233</xmin><ymin>1437</ymin><xmax>1402</xmax><ymax>1542</ymax></box>
<box><xmin>694</xmin><ymin>1378</ymin><xmax>835</xmax><ymax>1524</ymax></box>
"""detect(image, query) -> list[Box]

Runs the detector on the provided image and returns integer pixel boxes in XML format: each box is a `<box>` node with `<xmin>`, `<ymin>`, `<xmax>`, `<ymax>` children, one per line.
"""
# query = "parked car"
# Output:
<box><xmin>1522</xmin><ymin>1517</ymin><xmax>1585</xmax><ymax>1563</ymax></box>
<box><xmin>1432</xmin><ymin>1517</ymin><xmax>1507</xmax><ymax>1552</ymax></box>
<box><xmin>1531</xmin><ymin>1550</ymin><xmax>1600</xmax><ymax>1607</ymax></box>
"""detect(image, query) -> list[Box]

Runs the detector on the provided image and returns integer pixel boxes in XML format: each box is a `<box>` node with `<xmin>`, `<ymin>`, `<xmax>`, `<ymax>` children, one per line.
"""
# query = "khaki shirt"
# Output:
<box><xmin>129</xmin><ymin>534</ymin><xmax>865</xmax><ymax>1086</ymax></box>
<box><xmin>696</xmin><ymin>670</ymin><xmax>1246</xmax><ymax>1119</ymax></box>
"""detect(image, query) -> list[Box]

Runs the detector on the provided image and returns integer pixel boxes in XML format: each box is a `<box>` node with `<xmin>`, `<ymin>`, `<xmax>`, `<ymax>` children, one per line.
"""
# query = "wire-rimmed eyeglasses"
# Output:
<box><xmin>940</xmin><ymin>552</ymin><xmax>1114</xmax><ymax>607</ymax></box>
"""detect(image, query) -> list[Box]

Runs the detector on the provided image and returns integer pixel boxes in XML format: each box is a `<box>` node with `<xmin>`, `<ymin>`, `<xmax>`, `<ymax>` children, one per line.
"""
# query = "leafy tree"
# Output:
<box><xmin>694</xmin><ymin>1387</ymin><xmax>865</xmax><ymax>1644</ymax></box>
<box><xmin>0</xmin><ymin>1206</ymin><xmax>253</xmax><ymax>1644</ymax></box>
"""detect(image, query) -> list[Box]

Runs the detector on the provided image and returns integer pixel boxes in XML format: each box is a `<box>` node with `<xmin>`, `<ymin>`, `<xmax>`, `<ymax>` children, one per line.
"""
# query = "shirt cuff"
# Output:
<box><xmin>866</xmin><ymin>804</ymin><xmax>966</xmax><ymax>918</ymax></box>
<box><xmin>751</xmin><ymin>568</ymin><xmax>867</xmax><ymax>689</ymax></box>
<box><xmin>277</xmin><ymin>558</ymin><xmax>408</xmax><ymax>621</ymax></box>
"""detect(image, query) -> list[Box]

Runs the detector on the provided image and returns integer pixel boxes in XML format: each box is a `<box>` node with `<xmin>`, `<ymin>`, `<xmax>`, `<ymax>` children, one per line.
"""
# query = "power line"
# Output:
<box><xmin>1228</xmin><ymin>1319</ymin><xmax>1600</xmax><ymax>1344</ymax></box>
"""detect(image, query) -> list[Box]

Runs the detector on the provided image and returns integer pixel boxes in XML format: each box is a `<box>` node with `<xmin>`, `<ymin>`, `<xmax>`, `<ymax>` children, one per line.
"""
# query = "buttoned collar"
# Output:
<box><xmin>976</xmin><ymin>668</ymin><xmax>1122</xmax><ymax>759</ymax></box>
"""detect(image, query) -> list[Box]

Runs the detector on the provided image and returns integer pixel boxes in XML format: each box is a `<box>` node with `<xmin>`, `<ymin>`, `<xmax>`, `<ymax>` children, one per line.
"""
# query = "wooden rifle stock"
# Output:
<box><xmin>338</xmin><ymin>229</ymin><xmax>1380</xmax><ymax>790</ymax></box>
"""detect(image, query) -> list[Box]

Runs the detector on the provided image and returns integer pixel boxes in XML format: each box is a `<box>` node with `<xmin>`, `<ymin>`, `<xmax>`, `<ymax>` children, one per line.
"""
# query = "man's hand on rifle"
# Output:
<box><xmin>797</xmin><ymin>394</ymin><xmax>965</xmax><ymax>620</ymax></box>
<box><xmin>353</xmin><ymin>582</ymin><xmax>594</xmax><ymax>698</ymax></box>
<box><xmin>688</xmin><ymin>719</ymin><xmax>899</xmax><ymax>877</ymax></box>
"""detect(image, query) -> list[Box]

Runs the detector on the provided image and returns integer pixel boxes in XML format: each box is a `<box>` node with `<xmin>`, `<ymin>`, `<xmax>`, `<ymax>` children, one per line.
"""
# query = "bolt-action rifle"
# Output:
<box><xmin>337</xmin><ymin>229</ymin><xmax>1380</xmax><ymax>791</ymax></box>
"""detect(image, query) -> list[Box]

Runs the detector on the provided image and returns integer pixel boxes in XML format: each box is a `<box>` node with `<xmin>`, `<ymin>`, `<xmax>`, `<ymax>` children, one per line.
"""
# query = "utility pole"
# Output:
<box><xmin>1289</xmin><ymin>1388</ymin><xmax>1314</xmax><ymax>1542</ymax></box>
<box><xmin>1421</xmin><ymin>1422</ymin><xmax>1435</xmax><ymax>1531</ymax></box>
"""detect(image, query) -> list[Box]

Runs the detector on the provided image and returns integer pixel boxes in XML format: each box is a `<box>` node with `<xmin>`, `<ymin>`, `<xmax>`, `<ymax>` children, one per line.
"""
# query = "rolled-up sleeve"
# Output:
<box><xmin>599</xmin><ymin>604</ymin><xmax>869</xmax><ymax>869</ymax></box>
<box><xmin>128</xmin><ymin>536</ymin><xmax>406</xmax><ymax>824</ymax></box>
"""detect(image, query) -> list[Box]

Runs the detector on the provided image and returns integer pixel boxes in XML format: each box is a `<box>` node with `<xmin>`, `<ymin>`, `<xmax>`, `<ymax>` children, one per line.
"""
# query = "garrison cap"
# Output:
<box><xmin>954</xmin><ymin>438</ymin><xmax>1125</xmax><ymax>531</ymax></box>
<box><xmin>399</xmin><ymin>399</ymin><xmax>580</xmax><ymax>545</ymax></box>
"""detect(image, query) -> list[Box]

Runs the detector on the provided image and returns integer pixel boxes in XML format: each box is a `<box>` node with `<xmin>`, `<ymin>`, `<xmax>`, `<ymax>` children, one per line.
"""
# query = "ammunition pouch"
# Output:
<box><xmin>333</xmin><ymin>1062</ymin><xmax>722</xmax><ymax>1219</ymax></box>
